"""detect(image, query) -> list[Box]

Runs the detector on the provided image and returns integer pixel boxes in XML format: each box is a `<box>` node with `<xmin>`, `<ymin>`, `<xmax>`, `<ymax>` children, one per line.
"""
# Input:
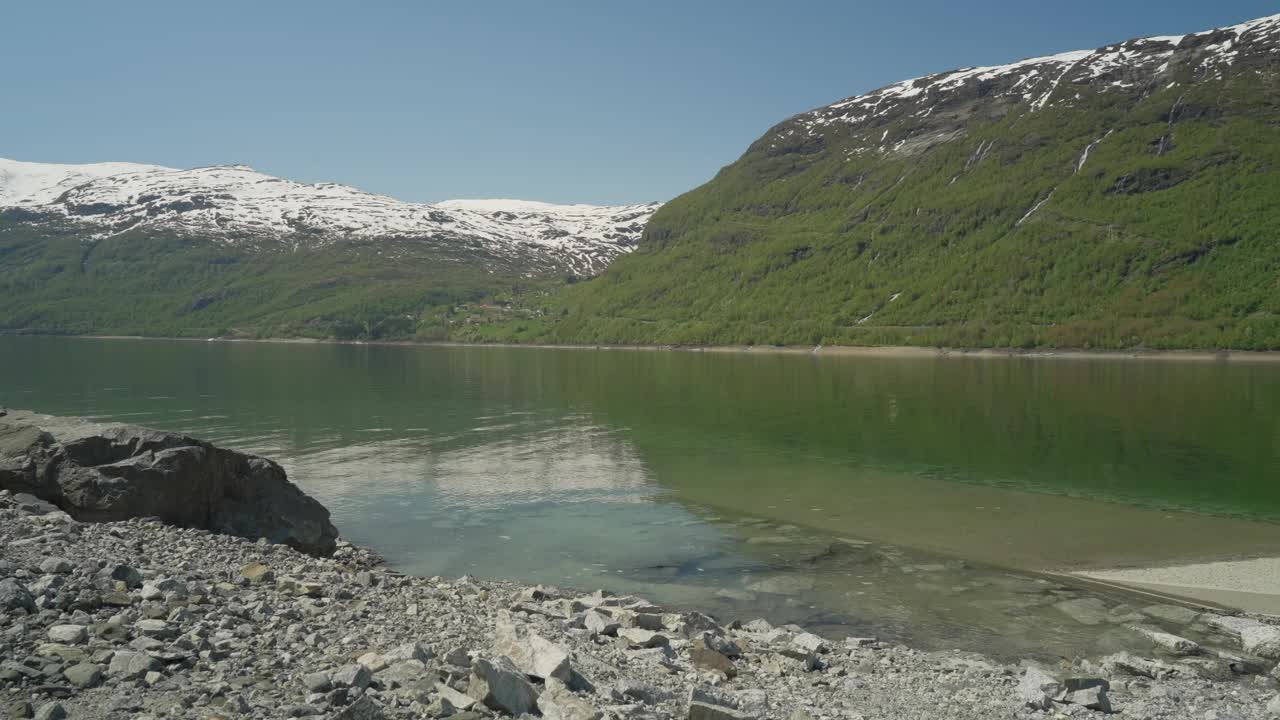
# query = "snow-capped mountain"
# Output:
<box><xmin>0</xmin><ymin>158</ymin><xmax>660</xmax><ymax>276</ymax></box>
<box><xmin>584</xmin><ymin>13</ymin><xmax>1280</xmax><ymax>350</ymax></box>
<box><xmin>766</xmin><ymin>13</ymin><xmax>1280</xmax><ymax>156</ymax></box>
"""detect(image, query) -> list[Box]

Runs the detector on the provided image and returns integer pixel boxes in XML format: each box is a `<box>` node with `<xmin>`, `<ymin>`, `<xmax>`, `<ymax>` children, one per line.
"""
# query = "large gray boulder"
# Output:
<box><xmin>0</xmin><ymin>409</ymin><xmax>338</xmax><ymax>555</ymax></box>
<box><xmin>469</xmin><ymin>656</ymin><xmax>540</xmax><ymax>715</ymax></box>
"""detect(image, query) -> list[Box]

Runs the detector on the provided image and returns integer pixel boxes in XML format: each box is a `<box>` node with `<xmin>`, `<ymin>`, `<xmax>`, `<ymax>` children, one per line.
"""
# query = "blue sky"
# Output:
<box><xmin>3</xmin><ymin>1</ymin><xmax>1275</xmax><ymax>204</ymax></box>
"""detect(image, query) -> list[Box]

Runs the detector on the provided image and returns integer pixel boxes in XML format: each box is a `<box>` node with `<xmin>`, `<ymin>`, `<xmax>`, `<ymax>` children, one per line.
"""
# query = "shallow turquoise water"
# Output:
<box><xmin>3</xmin><ymin>336</ymin><xmax>1279</xmax><ymax>660</ymax></box>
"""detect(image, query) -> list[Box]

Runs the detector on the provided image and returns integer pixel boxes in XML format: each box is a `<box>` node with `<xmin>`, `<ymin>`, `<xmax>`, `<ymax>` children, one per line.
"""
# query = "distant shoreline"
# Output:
<box><xmin>41</xmin><ymin>333</ymin><xmax>1280</xmax><ymax>363</ymax></box>
<box><xmin>1070</xmin><ymin>557</ymin><xmax>1280</xmax><ymax>616</ymax></box>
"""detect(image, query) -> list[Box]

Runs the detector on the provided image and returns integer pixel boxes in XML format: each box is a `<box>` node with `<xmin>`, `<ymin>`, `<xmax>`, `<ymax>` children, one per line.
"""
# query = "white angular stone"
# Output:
<box><xmin>540</xmin><ymin>678</ymin><xmax>602</xmax><ymax>720</ymax></box>
<box><xmin>46</xmin><ymin>625</ymin><xmax>87</xmax><ymax>644</ymax></box>
<box><xmin>618</xmin><ymin>627</ymin><xmax>669</xmax><ymax>649</ymax></box>
<box><xmin>1241</xmin><ymin>625</ymin><xmax>1280</xmax><ymax>660</ymax></box>
<box><xmin>1207</xmin><ymin>615</ymin><xmax>1280</xmax><ymax>660</ymax></box>
<box><xmin>585</xmin><ymin>610</ymin><xmax>620</xmax><ymax>637</ymax></box>
<box><xmin>435</xmin><ymin>683</ymin><xmax>477</xmax><ymax>713</ymax></box>
<box><xmin>1130</xmin><ymin>626</ymin><xmax>1202</xmax><ymax>656</ymax></box>
<box><xmin>357</xmin><ymin>651</ymin><xmax>388</xmax><ymax>673</ymax></box>
<box><xmin>492</xmin><ymin>615</ymin><xmax>572</xmax><ymax>682</ymax></box>
<box><xmin>791</xmin><ymin>633</ymin><xmax>828</xmax><ymax>654</ymax></box>
<box><xmin>468</xmin><ymin>656</ymin><xmax>540</xmax><ymax>716</ymax></box>
<box><xmin>1017</xmin><ymin>666</ymin><xmax>1061</xmax><ymax>710</ymax></box>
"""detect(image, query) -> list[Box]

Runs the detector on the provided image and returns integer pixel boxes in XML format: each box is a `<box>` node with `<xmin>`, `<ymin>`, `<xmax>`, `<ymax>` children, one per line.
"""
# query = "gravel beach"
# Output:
<box><xmin>4</xmin><ymin>489</ymin><xmax>1280</xmax><ymax>720</ymax></box>
<box><xmin>3</xmin><ymin>409</ymin><xmax>1280</xmax><ymax>719</ymax></box>
<box><xmin>1078</xmin><ymin>559</ymin><xmax>1280</xmax><ymax>615</ymax></box>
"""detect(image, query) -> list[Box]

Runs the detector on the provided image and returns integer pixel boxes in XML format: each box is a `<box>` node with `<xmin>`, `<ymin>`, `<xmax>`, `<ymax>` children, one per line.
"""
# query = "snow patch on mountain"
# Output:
<box><xmin>783</xmin><ymin>13</ymin><xmax>1280</xmax><ymax>148</ymax></box>
<box><xmin>0</xmin><ymin>158</ymin><xmax>170</xmax><ymax>207</ymax></box>
<box><xmin>0</xmin><ymin>159</ymin><xmax>660</xmax><ymax>276</ymax></box>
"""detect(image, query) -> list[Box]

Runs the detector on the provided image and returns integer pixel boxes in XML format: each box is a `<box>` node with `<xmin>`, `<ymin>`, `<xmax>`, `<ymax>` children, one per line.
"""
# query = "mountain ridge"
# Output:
<box><xmin>3</xmin><ymin>12</ymin><xmax>1279</xmax><ymax>348</ymax></box>
<box><xmin>488</xmin><ymin>12</ymin><xmax>1280</xmax><ymax>351</ymax></box>
<box><xmin>0</xmin><ymin>158</ymin><xmax>658</xmax><ymax>340</ymax></box>
<box><xmin>0</xmin><ymin>157</ymin><xmax>660</xmax><ymax>276</ymax></box>
<box><xmin>793</xmin><ymin>12</ymin><xmax>1279</xmax><ymax>130</ymax></box>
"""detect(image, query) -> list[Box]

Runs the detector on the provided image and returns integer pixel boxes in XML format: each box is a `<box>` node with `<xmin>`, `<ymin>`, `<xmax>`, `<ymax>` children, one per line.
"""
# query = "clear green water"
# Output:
<box><xmin>3</xmin><ymin>336</ymin><xmax>1279</xmax><ymax>661</ymax></box>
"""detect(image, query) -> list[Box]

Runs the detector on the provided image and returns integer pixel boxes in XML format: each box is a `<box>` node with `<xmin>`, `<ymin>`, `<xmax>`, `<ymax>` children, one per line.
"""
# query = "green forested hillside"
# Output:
<box><xmin>5</xmin><ymin>19</ymin><xmax>1280</xmax><ymax>350</ymax></box>
<box><xmin>0</xmin><ymin>216</ymin><xmax>548</xmax><ymax>341</ymax></box>
<box><xmin>471</xmin><ymin>22</ymin><xmax>1280</xmax><ymax>350</ymax></box>
<box><xmin>515</xmin><ymin>83</ymin><xmax>1280</xmax><ymax>349</ymax></box>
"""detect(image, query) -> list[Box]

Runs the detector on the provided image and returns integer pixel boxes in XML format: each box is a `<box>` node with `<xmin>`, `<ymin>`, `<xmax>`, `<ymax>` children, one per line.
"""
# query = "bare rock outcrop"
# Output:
<box><xmin>0</xmin><ymin>408</ymin><xmax>337</xmax><ymax>555</ymax></box>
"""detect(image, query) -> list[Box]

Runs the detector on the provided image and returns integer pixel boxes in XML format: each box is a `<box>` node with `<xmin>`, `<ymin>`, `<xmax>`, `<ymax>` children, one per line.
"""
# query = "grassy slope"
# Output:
<box><xmin>489</xmin><ymin>72</ymin><xmax>1280</xmax><ymax>350</ymax></box>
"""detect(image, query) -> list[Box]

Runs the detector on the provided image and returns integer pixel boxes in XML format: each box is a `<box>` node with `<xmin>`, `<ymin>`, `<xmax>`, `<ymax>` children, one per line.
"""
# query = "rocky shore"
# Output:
<box><xmin>2</xmin><ymin>415</ymin><xmax>1280</xmax><ymax>719</ymax></box>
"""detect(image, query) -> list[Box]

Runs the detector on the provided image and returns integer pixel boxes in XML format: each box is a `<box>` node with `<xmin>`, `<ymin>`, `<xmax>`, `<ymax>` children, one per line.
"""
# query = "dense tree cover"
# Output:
<box><xmin>470</xmin><ymin>74</ymin><xmax>1280</xmax><ymax>351</ymax></box>
<box><xmin>0</xmin><ymin>217</ymin><xmax>551</xmax><ymax>341</ymax></box>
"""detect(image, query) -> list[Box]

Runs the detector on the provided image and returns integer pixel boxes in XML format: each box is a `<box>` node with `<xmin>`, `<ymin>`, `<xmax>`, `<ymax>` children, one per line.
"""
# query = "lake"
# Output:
<box><xmin>3</xmin><ymin>336</ymin><xmax>1279</xmax><ymax>661</ymax></box>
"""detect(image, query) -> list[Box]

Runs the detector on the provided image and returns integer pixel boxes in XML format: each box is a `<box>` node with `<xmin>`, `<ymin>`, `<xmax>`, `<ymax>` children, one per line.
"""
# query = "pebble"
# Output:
<box><xmin>46</xmin><ymin>625</ymin><xmax>87</xmax><ymax>644</ymax></box>
<box><xmin>39</xmin><ymin>558</ymin><xmax>72</xmax><ymax>575</ymax></box>
<box><xmin>32</xmin><ymin>705</ymin><xmax>65</xmax><ymax>720</ymax></box>
<box><xmin>331</xmin><ymin>663</ymin><xmax>372</xmax><ymax>690</ymax></box>
<box><xmin>62</xmin><ymin>663</ymin><xmax>102</xmax><ymax>689</ymax></box>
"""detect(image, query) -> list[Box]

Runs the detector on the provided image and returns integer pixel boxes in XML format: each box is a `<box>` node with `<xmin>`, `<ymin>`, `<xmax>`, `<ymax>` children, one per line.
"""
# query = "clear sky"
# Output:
<box><xmin>3</xmin><ymin>1</ymin><xmax>1275</xmax><ymax>205</ymax></box>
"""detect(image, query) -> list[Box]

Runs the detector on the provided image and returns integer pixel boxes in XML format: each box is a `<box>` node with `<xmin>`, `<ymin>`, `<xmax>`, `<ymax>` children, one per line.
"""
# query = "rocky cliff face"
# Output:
<box><xmin>0</xmin><ymin>409</ymin><xmax>337</xmax><ymax>555</ymax></box>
